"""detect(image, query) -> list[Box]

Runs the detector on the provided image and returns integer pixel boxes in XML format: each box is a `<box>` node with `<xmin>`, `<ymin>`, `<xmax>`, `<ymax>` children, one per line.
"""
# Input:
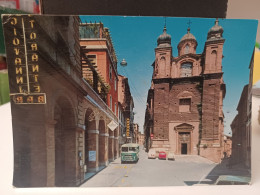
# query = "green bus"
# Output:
<box><xmin>121</xmin><ymin>143</ymin><xmax>139</xmax><ymax>163</ymax></box>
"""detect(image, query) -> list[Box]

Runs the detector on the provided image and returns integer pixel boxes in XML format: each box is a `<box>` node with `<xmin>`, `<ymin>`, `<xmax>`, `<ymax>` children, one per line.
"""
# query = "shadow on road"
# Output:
<box><xmin>184</xmin><ymin>157</ymin><xmax>251</xmax><ymax>186</ymax></box>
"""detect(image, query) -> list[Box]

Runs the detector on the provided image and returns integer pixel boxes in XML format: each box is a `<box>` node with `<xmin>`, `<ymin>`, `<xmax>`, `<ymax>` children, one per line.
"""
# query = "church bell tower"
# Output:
<box><xmin>153</xmin><ymin>26</ymin><xmax>172</xmax><ymax>79</ymax></box>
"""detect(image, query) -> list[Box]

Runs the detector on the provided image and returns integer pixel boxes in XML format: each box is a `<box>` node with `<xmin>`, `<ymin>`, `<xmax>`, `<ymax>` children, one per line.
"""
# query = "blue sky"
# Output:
<box><xmin>80</xmin><ymin>16</ymin><xmax>258</xmax><ymax>135</ymax></box>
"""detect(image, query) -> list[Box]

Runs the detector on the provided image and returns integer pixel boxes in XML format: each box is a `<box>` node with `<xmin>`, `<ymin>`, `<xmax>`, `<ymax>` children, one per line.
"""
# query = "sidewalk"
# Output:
<box><xmin>83</xmin><ymin>165</ymin><xmax>107</xmax><ymax>182</ymax></box>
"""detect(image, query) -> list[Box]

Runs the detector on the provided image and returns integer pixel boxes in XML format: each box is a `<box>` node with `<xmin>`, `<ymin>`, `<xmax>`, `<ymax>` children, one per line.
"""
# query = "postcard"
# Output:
<box><xmin>1</xmin><ymin>14</ymin><xmax>258</xmax><ymax>187</ymax></box>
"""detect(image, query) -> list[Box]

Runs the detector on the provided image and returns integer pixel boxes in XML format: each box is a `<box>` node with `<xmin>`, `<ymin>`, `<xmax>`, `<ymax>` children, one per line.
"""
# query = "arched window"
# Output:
<box><xmin>110</xmin><ymin>95</ymin><xmax>112</xmax><ymax>110</ymax></box>
<box><xmin>159</xmin><ymin>56</ymin><xmax>166</xmax><ymax>76</ymax></box>
<box><xmin>211</xmin><ymin>50</ymin><xmax>217</xmax><ymax>68</ymax></box>
<box><xmin>181</xmin><ymin>62</ymin><xmax>192</xmax><ymax>77</ymax></box>
<box><xmin>184</xmin><ymin>44</ymin><xmax>190</xmax><ymax>54</ymax></box>
<box><xmin>114</xmin><ymin>78</ymin><xmax>117</xmax><ymax>91</ymax></box>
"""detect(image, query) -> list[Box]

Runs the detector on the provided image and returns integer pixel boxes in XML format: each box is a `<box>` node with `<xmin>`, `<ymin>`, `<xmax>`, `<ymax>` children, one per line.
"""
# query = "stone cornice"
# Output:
<box><xmin>173</xmin><ymin>53</ymin><xmax>202</xmax><ymax>62</ymax></box>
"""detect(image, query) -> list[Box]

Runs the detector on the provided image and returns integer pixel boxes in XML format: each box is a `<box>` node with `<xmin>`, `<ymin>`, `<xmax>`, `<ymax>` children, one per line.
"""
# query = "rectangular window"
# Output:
<box><xmin>109</xmin><ymin>64</ymin><xmax>112</xmax><ymax>80</ymax></box>
<box><xmin>115</xmin><ymin>103</ymin><xmax>117</xmax><ymax>114</ymax></box>
<box><xmin>179</xmin><ymin>98</ymin><xmax>191</xmax><ymax>112</ymax></box>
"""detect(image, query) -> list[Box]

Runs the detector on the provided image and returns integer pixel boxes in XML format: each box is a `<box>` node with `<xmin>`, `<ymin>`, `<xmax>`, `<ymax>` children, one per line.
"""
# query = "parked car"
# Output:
<box><xmin>158</xmin><ymin>151</ymin><xmax>167</xmax><ymax>160</ymax></box>
<box><xmin>148</xmin><ymin>149</ymin><xmax>156</xmax><ymax>159</ymax></box>
<box><xmin>215</xmin><ymin>175</ymin><xmax>250</xmax><ymax>185</ymax></box>
<box><xmin>167</xmin><ymin>151</ymin><xmax>175</xmax><ymax>160</ymax></box>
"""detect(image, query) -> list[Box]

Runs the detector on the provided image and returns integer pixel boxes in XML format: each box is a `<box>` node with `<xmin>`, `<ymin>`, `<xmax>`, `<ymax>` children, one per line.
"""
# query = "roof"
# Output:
<box><xmin>121</xmin><ymin>143</ymin><xmax>139</xmax><ymax>147</ymax></box>
<box><xmin>180</xmin><ymin>28</ymin><xmax>196</xmax><ymax>43</ymax></box>
<box><xmin>157</xmin><ymin>26</ymin><xmax>171</xmax><ymax>47</ymax></box>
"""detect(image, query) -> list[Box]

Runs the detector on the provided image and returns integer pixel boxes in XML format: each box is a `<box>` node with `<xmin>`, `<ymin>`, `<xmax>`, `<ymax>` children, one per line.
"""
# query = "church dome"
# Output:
<box><xmin>207</xmin><ymin>19</ymin><xmax>224</xmax><ymax>41</ymax></box>
<box><xmin>157</xmin><ymin>26</ymin><xmax>171</xmax><ymax>47</ymax></box>
<box><xmin>177</xmin><ymin>28</ymin><xmax>198</xmax><ymax>55</ymax></box>
<box><xmin>208</xmin><ymin>19</ymin><xmax>223</xmax><ymax>34</ymax></box>
<box><xmin>180</xmin><ymin>28</ymin><xmax>197</xmax><ymax>43</ymax></box>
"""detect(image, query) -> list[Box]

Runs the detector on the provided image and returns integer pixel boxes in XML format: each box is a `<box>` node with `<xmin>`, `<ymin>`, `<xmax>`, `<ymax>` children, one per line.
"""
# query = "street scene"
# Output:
<box><xmin>1</xmin><ymin>15</ymin><xmax>257</xmax><ymax>187</ymax></box>
<box><xmin>80</xmin><ymin>149</ymin><xmax>249</xmax><ymax>187</ymax></box>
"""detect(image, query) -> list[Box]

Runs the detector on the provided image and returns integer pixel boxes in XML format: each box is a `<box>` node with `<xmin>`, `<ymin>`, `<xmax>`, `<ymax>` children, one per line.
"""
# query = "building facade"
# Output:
<box><xmin>230</xmin><ymin>85</ymin><xmax>250</xmax><ymax>167</ymax></box>
<box><xmin>144</xmin><ymin>19</ymin><xmax>226</xmax><ymax>163</ymax></box>
<box><xmin>118</xmin><ymin>74</ymin><xmax>135</xmax><ymax>143</ymax></box>
<box><xmin>79</xmin><ymin>22</ymin><xmax>118</xmax><ymax>116</ymax></box>
<box><xmin>79</xmin><ymin>22</ymin><xmax>120</xmax><ymax>161</ymax></box>
<box><xmin>223</xmin><ymin>135</ymin><xmax>232</xmax><ymax>158</ymax></box>
<box><xmin>3</xmin><ymin>15</ymin><xmax>120</xmax><ymax>187</ymax></box>
<box><xmin>230</xmin><ymin>50</ymin><xmax>255</xmax><ymax>169</ymax></box>
<box><xmin>137</xmin><ymin>132</ymin><xmax>145</xmax><ymax>146</ymax></box>
<box><xmin>133</xmin><ymin>123</ymin><xmax>139</xmax><ymax>143</ymax></box>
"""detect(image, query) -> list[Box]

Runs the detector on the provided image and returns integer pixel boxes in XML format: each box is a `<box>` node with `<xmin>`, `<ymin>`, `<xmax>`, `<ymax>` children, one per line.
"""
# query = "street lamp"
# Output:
<box><xmin>120</xmin><ymin>58</ymin><xmax>127</xmax><ymax>67</ymax></box>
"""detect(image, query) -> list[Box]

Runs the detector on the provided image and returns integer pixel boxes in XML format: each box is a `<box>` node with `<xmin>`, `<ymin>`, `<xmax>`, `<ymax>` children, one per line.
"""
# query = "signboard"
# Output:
<box><xmin>150</xmin><ymin>133</ymin><xmax>154</xmax><ymax>140</ymax></box>
<box><xmin>88</xmin><ymin>151</ymin><xmax>96</xmax><ymax>161</ymax></box>
<box><xmin>3</xmin><ymin>15</ymin><xmax>46</xmax><ymax>104</ymax></box>
<box><xmin>107</xmin><ymin>120</ymin><xmax>118</xmax><ymax>131</ymax></box>
<box><xmin>126</xmin><ymin>118</ymin><xmax>130</xmax><ymax>137</ymax></box>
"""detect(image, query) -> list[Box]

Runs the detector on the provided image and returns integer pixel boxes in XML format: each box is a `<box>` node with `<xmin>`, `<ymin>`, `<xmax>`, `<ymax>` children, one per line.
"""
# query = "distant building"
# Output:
<box><xmin>144</xmin><ymin>19</ymin><xmax>226</xmax><ymax>163</ymax></box>
<box><xmin>230</xmin><ymin>51</ymin><xmax>254</xmax><ymax>169</ymax></box>
<box><xmin>118</xmin><ymin>74</ymin><xmax>135</xmax><ymax>143</ymax></box>
<box><xmin>230</xmin><ymin>85</ymin><xmax>250</xmax><ymax>167</ymax></box>
<box><xmin>118</xmin><ymin>101</ymin><xmax>126</xmax><ymax>148</ymax></box>
<box><xmin>223</xmin><ymin>135</ymin><xmax>232</xmax><ymax>158</ymax></box>
<box><xmin>133</xmin><ymin>123</ymin><xmax>139</xmax><ymax>143</ymax></box>
<box><xmin>137</xmin><ymin>132</ymin><xmax>145</xmax><ymax>146</ymax></box>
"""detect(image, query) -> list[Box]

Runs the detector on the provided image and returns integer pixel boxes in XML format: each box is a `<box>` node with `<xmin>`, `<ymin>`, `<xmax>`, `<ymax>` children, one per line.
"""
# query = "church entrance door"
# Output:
<box><xmin>175</xmin><ymin>123</ymin><xmax>193</xmax><ymax>155</ymax></box>
<box><xmin>178</xmin><ymin>132</ymin><xmax>191</xmax><ymax>155</ymax></box>
<box><xmin>181</xmin><ymin>143</ymin><xmax>188</xmax><ymax>154</ymax></box>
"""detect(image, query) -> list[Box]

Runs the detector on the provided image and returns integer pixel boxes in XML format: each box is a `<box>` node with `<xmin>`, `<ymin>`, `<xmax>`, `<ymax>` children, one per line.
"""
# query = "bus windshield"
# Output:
<box><xmin>129</xmin><ymin>147</ymin><xmax>137</xmax><ymax>152</ymax></box>
<box><xmin>122</xmin><ymin>147</ymin><xmax>128</xmax><ymax>152</ymax></box>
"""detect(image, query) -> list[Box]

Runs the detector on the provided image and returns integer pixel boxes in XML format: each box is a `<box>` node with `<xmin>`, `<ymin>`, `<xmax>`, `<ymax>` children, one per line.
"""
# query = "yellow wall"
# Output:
<box><xmin>253</xmin><ymin>51</ymin><xmax>260</xmax><ymax>85</ymax></box>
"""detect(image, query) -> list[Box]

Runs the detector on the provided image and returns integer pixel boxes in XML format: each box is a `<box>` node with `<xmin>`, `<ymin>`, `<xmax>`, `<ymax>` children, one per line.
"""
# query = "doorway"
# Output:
<box><xmin>178</xmin><ymin>131</ymin><xmax>191</xmax><ymax>155</ymax></box>
<box><xmin>181</xmin><ymin>143</ymin><xmax>188</xmax><ymax>154</ymax></box>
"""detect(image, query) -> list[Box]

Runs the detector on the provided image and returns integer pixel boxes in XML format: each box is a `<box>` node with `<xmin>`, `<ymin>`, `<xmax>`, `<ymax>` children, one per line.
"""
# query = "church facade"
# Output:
<box><xmin>144</xmin><ymin>19</ymin><xmax>226</xmax><ymax>163</ymax></box>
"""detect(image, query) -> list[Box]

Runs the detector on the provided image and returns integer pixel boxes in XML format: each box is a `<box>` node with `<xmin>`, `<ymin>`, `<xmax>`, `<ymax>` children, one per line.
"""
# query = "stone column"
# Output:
<box><xmin>76</xmin><ymin>126</ymin><xmax>85</xmax><ymax>186</ymax></box>
<box><xmin>114</xmin><ymin>137</ymin><xmax>119</xmax><ymax>159</ymax></box>
<box><xmin>114</xmin><ymin>127</ymin><xmax>119</xmax><ymax>159</ymax></box>
<box><xmin>64</xmin><ymin>127</ymin><xmax>77</xmax><ymax>187</ymax></box>
<box><xmin>87</xmin><ymin>130</ymin><xmax>99</xmax><ymax>172</ymax></box>
<box><xmin>99</xmin><ymin>132</ymin><xmax>109</xmax><ymax>166</ymax></box>
<box><xmin>109</xmin><ymin>130</ymin><xmax>114</xmax><ymax>162</ymax></box>
<box><xmin>45</xmin><ymin>119</ymin><xmax>57</xmax><ymax>187</ymax></box>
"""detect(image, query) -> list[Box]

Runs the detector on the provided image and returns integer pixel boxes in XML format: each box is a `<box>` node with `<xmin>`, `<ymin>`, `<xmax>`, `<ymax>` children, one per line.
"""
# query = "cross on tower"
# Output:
<box><xmin>164</xmin><ymin>17</ymin><xmax>167</xmax><ymax>28</ymax></box>
<box><xmin>187</xmin><ymin>20</ymin><xmax>192</xmax><ymax>29</ymax></box>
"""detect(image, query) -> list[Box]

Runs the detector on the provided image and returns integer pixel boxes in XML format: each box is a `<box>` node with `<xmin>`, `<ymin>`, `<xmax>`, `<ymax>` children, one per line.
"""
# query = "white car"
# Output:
<box><xmin>148</xmin><ymin>149</ymin><xmax>156</xmax><ymax>159</ymax></box>
<box><xmin>167</xmin><ymin>152</ymin><xmax>175</xmax><ymax>160</ymax></box>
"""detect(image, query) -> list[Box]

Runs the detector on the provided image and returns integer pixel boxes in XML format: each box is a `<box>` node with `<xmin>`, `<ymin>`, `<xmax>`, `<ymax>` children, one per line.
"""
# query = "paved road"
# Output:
<box><xmin>80</xmin><ymin>149</ymin><xmax>218</xmax><ymax>187</ymax></box>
